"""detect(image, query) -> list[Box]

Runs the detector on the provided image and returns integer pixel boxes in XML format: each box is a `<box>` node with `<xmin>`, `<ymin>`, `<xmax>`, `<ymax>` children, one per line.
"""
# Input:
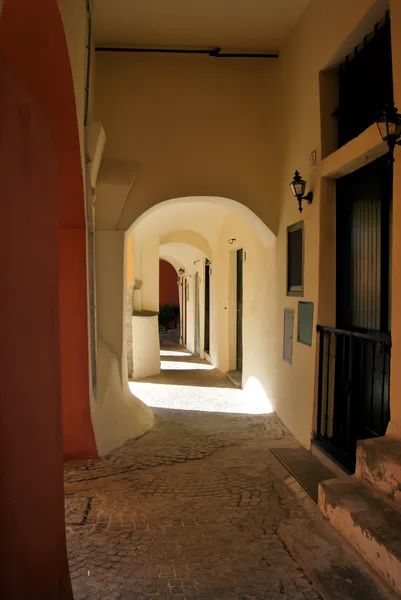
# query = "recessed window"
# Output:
<box><xmin>336</xmin><ymin>12</ymin><xmax>393</xmax><ymax>148</ymax></box>
<box><xmin>287</xmin><ymin>221</ymin><xmax>304</xmax><ymax>297</ymax></box>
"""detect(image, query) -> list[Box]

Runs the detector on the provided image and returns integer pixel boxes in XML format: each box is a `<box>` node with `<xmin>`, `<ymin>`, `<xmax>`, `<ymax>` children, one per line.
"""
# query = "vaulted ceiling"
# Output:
<box><xmin>93</xmin><ymin>0</ymin><xmax>311</xmax><ymax>52</ymax></box>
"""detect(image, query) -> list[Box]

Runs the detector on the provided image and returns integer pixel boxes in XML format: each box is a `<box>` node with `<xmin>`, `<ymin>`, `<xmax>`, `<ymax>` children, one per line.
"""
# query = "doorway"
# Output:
<box><xmin>194</xmin><ymin>271</ymin><xmax>201</xmax><ymax>355</ymax></box>
<box><xmin>204</xmin><ymin>260</ymin><xmax>211</xmax><ymax>355</ymax></box>
<box><xmin>236</xmin><ymin>249</ymin><xmax>243</xmax><ymax>372</ymax></box>
<box><xmin>316</xmin><ymin>155</ymin><xmax>392</xmax><ymax>470</ymax></box>
<box><xmin>181</xmin><ymin>276</ymin><xmax>188</xmax><ymax>347</ymax></box>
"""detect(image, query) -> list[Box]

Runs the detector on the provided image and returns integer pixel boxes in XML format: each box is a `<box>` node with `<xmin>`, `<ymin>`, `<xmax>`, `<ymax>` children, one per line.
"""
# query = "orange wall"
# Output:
<box><xmin>0</xmin><ymin>50</ymin><xmax>73</xmax><ymax>600</ymax></box>
<box><xmin>0</xmin><ymin>0</ymin><xmax>97</xmax><ymax>460</ymax></box>
<box><xmin>159</xmin><ymin>260</ymin><xmax>179</xmax><ymax>306</ymax></box>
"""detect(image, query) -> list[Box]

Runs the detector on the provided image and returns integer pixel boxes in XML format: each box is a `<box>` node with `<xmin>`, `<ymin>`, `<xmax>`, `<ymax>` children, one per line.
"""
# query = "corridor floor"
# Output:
<box><xmin>65</xmin><ymin>345</ymin><xmax>321</xmax><ymax>600</ymax></box>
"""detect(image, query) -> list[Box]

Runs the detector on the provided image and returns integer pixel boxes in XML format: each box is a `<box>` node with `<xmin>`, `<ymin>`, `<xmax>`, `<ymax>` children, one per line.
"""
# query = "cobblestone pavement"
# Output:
<box><xmin>65</xmin><ymin>345</ymin><xmax>321</xmax><ymax>600</ymax></box>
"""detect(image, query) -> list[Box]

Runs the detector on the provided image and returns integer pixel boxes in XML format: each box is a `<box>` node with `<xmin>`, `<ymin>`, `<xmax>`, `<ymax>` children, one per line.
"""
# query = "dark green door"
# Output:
<box><xmin>195</xmin><ymin>272</ymin><xmax>200</xmax><ymax>355</ymax></box>
<box><xmin>236</xmin><ymin>249</ymin><xmax>243</xmax><ymax>372</ymax></box>
<box><xmin>204</xmin><ymin>262</ymin><xmax>210</xmax><ymax>354</ymax></box>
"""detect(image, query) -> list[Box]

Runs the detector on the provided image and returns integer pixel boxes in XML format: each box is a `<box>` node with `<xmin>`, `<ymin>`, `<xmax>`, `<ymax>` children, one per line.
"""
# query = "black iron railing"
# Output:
<box><xmin>316</xmin><ymin>325</ymin><xmax>391</xmax><ymax>471</ymax></box>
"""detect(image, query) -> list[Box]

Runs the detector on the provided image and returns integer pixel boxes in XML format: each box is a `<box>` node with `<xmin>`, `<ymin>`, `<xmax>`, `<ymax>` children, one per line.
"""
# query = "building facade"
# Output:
<box><xmin>1</xmin><ymin>0</ymin><xmax>401</xmax><ymax>597</ymax></box>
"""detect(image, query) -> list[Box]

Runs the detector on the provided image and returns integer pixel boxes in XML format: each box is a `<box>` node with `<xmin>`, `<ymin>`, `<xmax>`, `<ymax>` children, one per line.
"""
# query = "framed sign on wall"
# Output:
<box><xmin>298</xmin><ymin>301</ymin><xmax>314</xmax><ymax>346</ymax></box>
<box><xmin>287</xmin><ymin>221</ymin><xmax>304</xmax><ymax>297</ymax></box>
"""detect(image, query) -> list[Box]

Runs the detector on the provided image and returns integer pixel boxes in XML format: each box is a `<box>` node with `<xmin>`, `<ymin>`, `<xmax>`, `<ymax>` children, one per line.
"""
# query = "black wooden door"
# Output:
<box><xmin>204</xmin><ymin>262</ymin><xmax>210</xmax><ymax>354</ymax></box>
<box><xmin>334</xmin><ymin>155</ymin><xmax>392</xmax><ymax>460</ymax></box>
<box><xmin>336</xmin><ymin>155</ymin><xmax>392</xmax><ymax>333</ymax></box>
<box><xmin>236</xmin><ymin>249</ymin><xmax>243</xmax><ymax>372</ymax></box>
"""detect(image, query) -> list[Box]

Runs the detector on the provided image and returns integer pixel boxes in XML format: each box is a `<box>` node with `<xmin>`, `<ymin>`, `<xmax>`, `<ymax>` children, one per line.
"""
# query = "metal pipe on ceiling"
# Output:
<box><xmin>95</xmin><ymin>46</ymin><xmax>279</xmax><ymax>59</ymax></box>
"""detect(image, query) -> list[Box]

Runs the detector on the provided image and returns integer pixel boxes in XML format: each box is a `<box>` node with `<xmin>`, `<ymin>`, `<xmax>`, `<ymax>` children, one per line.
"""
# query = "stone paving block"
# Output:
<box><xmin>65</xmin><ymin>345</ymin><xmax>323</xmax><ymax>599</ymax></box>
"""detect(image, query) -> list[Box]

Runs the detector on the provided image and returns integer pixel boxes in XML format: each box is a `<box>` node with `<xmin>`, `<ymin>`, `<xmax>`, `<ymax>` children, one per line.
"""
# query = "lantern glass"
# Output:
<box><xmin>377</xmin><ymin>105</ymin><xmax>401</xmax><ymax>142</ymax></box>
<box><xmin>290</xmin><ymin>177</ymin><xmax>306</xmax><ymax>198</ymax></box>
<box><xmin>377</xmin><ymin>116</ymin><xmax>389</xmax><ymax>141</ymax></box>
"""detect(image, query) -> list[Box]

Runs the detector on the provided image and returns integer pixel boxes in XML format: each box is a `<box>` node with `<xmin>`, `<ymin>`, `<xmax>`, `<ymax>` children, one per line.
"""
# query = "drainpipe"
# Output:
<box><xmin>84</xmin><ymin>0</ymin><xmax>92</xmax><ymax>128</ymax></box>
<box><xmin>84</xmin><ymin>0</ymin><xmax>97</xmax><ymax>398</ymax></box>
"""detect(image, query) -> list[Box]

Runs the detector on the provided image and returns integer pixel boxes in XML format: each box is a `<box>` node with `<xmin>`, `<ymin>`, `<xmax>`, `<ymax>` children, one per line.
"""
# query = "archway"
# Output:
<box><xmin>93</xmin><ymin>189</ymin><xmax>278</xmax><ymax>455</ymax></box>
<box><xmin>159</xmin><ymin>259</ymin><xmax>180</xmax><ymax>344</ymax></box>
<box><xmin>92</xmin><ymin>195</ymin><xmax>277</xmax><ymax>455</ymax></box>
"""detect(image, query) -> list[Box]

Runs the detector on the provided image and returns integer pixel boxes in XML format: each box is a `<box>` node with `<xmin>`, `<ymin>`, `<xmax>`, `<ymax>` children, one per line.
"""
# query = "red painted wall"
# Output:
<box><xmin>160</xmin><ymin>259</ymin><xmax>179</xmax><ymax>305</ymax></box>
<box><xmin>0</xmin><ymin>0</ymin><xmax>97</xmax><ymax>460</ymax></box>
<box><xmin>0</xmin><ymin>54</ymin><xmax>72</xmax><ymax>599</ymax></box>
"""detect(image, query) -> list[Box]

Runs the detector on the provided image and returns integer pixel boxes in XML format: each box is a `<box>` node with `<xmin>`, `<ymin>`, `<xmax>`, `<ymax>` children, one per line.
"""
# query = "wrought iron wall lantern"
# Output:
<box><xmin>290</xmin><ymin>171</ymin><xmax>313</xmax><ymax>213</ymax></box>
<box><xmin>377</xmin><ymin>103</ymin><xmax>401</xmax><ymax>162</ymax></box>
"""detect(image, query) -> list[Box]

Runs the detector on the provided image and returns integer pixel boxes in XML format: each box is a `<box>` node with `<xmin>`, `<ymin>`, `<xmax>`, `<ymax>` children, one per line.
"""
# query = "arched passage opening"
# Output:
<box><xmin>93</xmin><ymin>194</ymin><xmax>276</xmax><ymax>454</ymax></box>
<box><xmin>158</xmin><ymin>259</ymin><xmax>180</xmax><ymax>344</ymax></box>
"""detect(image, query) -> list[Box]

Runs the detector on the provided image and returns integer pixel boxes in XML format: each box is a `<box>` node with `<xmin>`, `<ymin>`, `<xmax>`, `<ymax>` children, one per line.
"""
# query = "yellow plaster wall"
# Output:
<box><xmin>60</xmin><ymin>0</ymin><xmax>401</xmax><ymax>452</ymax></box>
<box><xmin>94</xmin><ymin>52</ymin><xmax>281</xmax><ymax>235</ymax></box>
<box><xmin>273</xmin><ymin>0</ymin><xmax>392</xmax><ymax>446</ymax></box>
<box><xmin>211</xmin><ymin>211</ymin><xmax>277</xmax><ymax>410</ymax></box>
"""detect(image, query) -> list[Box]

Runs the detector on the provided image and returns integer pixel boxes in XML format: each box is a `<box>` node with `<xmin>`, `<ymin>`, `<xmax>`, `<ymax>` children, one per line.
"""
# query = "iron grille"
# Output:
<box><xmin>316</xmin><ymin>325</ymin><xmax>391</xmax><ymax>471</ymax></box>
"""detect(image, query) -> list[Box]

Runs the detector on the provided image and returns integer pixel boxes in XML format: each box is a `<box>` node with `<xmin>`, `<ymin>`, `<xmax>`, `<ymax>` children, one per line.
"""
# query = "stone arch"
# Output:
<box><xmin>159</xmin><ymin>255</ymin><xmax>186</xmax><ymax>274</ymax></box>
<box><xmin>94</xmin><ymin>190</ymin><xmax>277</xmax><ymax>454</ymax></box>
<box><xmin>160</xmin><ymin>230</ymin><xmax>212</xmax><ymax>259</ymax></box>
<box><xmin>128</xmin><ymin>195</ymin><xmax>276</xmax><ymax>247</ymax></box>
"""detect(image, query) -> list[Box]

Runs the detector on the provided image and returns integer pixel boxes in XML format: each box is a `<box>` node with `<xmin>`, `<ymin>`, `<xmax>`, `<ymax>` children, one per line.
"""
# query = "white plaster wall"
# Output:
<box><xmin>159</xmin><ymin>243</ymin><xmax>206</xmax><ymax>355</ymax></box>
<box><xmin>94</xmin><ymin>226</ymin><xmax>153</xmax><ymax>454</ymax></box>
<box><xmin>127</xmin><ymin>234</ymin><xmax>161</xmax><ymax>379</ymax></box>
<box><xmin>140</xmin><ymin>236</ymin><xmax>160</xmax><ymax>312</ymax></box>
<box><xmin>210</xmin><ymin>212</ymin><xmax>277</xmax><ymax>411</ymax></box>
<box><xmin>132</xmin><ymin>315</ymin><xmax>160</xmax><ymax>378</ymax></box>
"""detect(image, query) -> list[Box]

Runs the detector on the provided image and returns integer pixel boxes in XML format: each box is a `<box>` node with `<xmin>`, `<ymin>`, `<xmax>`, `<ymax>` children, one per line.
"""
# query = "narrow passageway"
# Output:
<box><xmin>129</xmin><ymin>341</ymin><xmax>270</xmax><ymax>415</ymax></box>
<box><xmin>65</xmin><ymin>345</ymin><xmax>320</xmax><ymax>600</ymax></box>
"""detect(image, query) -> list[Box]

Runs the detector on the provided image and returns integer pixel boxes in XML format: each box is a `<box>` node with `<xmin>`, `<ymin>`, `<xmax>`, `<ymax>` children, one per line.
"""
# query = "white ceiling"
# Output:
<box><xmin>93</xmin><ymin>0</ymin><xmax>311</xmax><ymax>51</ymax></box>
<box><xmin>132</xmin><ymin>198</ymin><xmax>227</xmax><ymax>248</ymax></box>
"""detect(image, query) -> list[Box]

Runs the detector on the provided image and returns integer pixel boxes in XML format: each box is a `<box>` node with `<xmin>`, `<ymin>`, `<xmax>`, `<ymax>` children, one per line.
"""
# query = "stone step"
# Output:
<box><xmin>319</xmin><ymin>475</ymin><xmax>401</xmax><ymax>595</ymax></box>
<box><xmin>356</xmin><ymin>436</ymin><xmax>401</xmax><ymax>505</ymax></box>
<box><xmin>278</xmin><ymin>517</ymin><xmax>399</xmax><ymax>599</ymax></box>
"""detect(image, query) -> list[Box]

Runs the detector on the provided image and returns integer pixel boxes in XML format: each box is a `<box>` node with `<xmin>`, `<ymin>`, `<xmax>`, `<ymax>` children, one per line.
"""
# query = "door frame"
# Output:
<box><xmin>228</xmin><ymin>248</ymin><xmax>244</xmax><ymax>374</ymax></box>
<box><xmin>194</xmin><ymin>271</ymin><xmax>201</xmax><ymax>355</ymax></box>
<box><xmin>236</xmin><ymin>248</ymin><xmax>244</xmax><ymax>372</ymax></box>
<box><xmin>204</xmin><ymin>260</ymin><xmax>211</xmax><ymax>355</ymax></box>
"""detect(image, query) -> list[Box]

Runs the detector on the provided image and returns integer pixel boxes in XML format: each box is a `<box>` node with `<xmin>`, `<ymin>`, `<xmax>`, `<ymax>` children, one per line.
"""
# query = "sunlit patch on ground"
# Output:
<box><xmin>160</xmin><ymin>349</ymin><xmax>192</xmax><ymax>357</ymax></box>
<box><xmin>129</xmin><ymin>346</ymin><xmax>273</xmax><ymax>414</ymax></box>
<box><xmin>160</xmin><ymin>360</ymin><xmax>215</xmax><ymax>371</ymax></box>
